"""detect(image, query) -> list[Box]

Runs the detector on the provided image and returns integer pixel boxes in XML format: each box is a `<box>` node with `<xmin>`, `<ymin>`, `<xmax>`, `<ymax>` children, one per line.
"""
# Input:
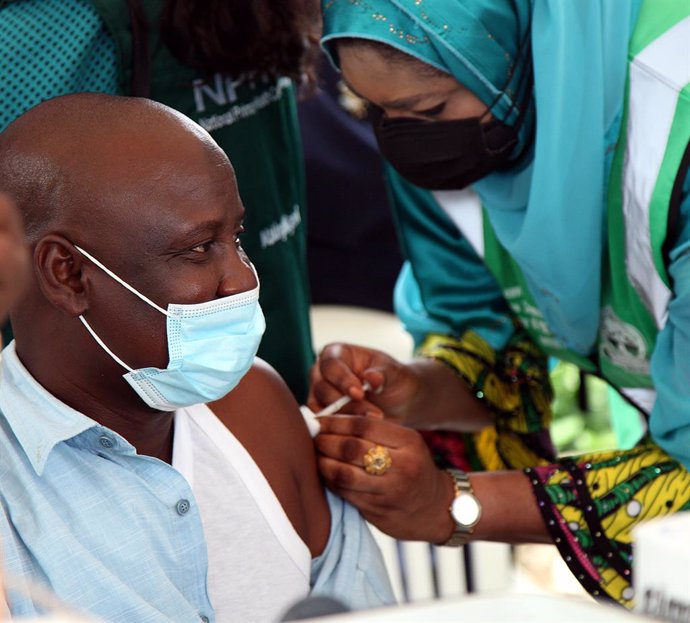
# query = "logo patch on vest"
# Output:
<box><xmin>503</xmin><ymin>286</ymin><xmax>562</xmax><ymax>351</ymax></box>
<box><xmin>193</xmin><ymin>74</ymin><xmax>292</xmax><ymax>132</ymax></box>
<box><xmin>259</xmin><ymin>205</ymin><xmax>301</xmax><ymax>249</ymax></box>
<box><xmin>599</xmin><ymin>306</ymin><xmax>649</xmax><ymax>375</ymax></box>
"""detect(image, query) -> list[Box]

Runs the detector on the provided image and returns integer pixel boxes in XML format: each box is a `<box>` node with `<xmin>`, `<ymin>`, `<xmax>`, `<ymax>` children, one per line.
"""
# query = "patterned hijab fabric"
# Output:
<box><xmin>321</xmin><ymin>0</ymin><xmax>642</xmax><ymax>355</ymax></box>
<box><xmin>321</xmin><ymin>0</ymin><xmax>531</xmax><ymax>122</ymax></box>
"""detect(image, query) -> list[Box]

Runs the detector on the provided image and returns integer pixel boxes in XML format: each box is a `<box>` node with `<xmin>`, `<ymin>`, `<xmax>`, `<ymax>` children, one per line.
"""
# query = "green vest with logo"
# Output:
<box><xmin>89</xmin><ymin>0</ymin><xmax>313</xmax><ymax>401</ymax></box>
<box><xmin>482</xmin><ymin>3</ymin><xmax>690</xmax><ymax>410</ymax></box>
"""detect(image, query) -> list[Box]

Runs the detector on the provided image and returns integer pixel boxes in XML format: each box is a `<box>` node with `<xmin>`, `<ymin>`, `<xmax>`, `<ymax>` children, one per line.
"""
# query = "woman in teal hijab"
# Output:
<box><xmin>309</xmin><ymin>0</ymin><xmax>690</xmax><ymax>607</ymax></box>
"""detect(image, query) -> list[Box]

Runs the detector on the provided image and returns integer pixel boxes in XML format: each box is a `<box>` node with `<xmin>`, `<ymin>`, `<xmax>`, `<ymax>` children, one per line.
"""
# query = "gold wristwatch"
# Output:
<box><xmin>443</xmin><ymin>468</ymin><xmax>482</xmax><ymax>547</ymax></box>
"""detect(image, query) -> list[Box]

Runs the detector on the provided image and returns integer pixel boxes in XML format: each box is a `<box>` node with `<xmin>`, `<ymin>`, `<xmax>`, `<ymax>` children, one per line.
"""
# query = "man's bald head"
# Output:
<box><xmin>5</xmin><ymin>93</ymin><xmax>249</xmax><ymax>407</ymax></box>
<box><xmin>0</xmin><ymin>93</ymin><xmax>227</xmax><ymax>243</ymax></box>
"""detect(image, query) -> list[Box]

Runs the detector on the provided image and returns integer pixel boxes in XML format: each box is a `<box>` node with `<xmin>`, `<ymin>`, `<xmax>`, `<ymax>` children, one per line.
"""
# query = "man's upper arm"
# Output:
<box><xmin>210</xmin><ymin>360</ymin><xmax>331</xmax><ymax>555</ymax></box>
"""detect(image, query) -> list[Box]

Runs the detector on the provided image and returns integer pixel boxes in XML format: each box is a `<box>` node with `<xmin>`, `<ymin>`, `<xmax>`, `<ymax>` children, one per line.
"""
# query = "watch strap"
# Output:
<box><xmin>443</xmin><ymin>468</ymin><xmax>477</xmax><ymax>547</ymax></box>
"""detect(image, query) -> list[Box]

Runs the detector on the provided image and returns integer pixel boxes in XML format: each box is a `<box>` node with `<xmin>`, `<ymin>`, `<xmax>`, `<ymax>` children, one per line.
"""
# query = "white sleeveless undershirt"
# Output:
<box><xmin>172</xmin><ymin>404</ymin><xmax>311</xmax><ymax>623</ymax></box>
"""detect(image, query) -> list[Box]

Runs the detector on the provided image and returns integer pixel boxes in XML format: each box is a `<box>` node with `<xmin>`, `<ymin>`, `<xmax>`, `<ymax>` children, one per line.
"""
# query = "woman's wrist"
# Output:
<box><xmin>405</xmin><ymin>357</ymin><xmax>492</xmax><ymax>431</ymax></box>
<box><xmin>431</xmin><ymin>468</ymin><xmax>459</xmax><ymax>544</ymax></box>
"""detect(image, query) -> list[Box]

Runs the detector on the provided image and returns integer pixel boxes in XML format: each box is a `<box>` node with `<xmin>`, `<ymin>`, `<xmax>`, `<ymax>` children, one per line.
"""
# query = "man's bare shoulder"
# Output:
<box><xmin>208</xmin><ymin>359</ymin><xmax>330</xmax><ymax>555</ymax></box>
<box><xmin>210</xmin><ymin>358</ymin><xmax>311</xmax><ymax>449</ymax></box>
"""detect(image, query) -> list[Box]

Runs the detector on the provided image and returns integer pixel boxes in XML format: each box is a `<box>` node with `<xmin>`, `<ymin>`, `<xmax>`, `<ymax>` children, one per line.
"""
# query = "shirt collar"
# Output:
<box><xmin>1</xmin><ymin>342</ymin><xmax>102</xmax><ymax>475</ymax></box>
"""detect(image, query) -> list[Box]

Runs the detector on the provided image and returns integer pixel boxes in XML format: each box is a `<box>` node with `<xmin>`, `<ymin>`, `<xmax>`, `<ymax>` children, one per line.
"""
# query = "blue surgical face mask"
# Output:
<box><xmin>74</xmin><ymin>245</ymin><xmax>266</xmax><ymax>411</ymax></box>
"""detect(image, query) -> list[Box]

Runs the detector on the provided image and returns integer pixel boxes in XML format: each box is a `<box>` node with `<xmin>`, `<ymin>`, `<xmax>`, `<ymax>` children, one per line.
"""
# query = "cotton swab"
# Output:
<box><xmin>314</xmin><ymin>381</ymin><xmax>373</xmax><ymax>418</ymax></box>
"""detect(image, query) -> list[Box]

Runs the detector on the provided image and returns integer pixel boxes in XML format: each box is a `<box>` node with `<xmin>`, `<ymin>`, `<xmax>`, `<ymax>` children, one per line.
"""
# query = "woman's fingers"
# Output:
<box><xmin>307</xmin><ymin>343</ymin><xmax>406</xmax><ymax>413</ymax></box>
<box><xmin>316</xmin><ymin>428</ymin><xmax>456</xmax><ymax>543</ymax></box>
<box><xmin>308</xmin><ymin>343</ymin><xmax>370</xmax><ymax>410</ymax></box>
<box><xmin>317</xmin><ymin>414</ymin><xmax>415</xmax><ymax>448</ymax></box>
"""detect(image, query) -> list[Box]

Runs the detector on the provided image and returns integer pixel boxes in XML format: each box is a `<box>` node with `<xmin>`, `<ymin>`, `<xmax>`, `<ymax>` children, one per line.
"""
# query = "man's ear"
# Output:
<box><xmin>33</xmin><ymin>234</ymin><xmax>89</xmax><ymax>316</ymax></box>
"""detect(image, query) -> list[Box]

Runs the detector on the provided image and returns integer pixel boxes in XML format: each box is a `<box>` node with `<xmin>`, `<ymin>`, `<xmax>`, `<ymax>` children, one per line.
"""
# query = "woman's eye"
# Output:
<box><xmin>416</xmin><ymin>102</ymin><xmax>446</xmax><ymax>117</ymax></box>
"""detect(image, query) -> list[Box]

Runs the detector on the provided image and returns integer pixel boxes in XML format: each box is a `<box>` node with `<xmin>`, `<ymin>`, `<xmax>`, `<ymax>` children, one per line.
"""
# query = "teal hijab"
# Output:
<box><xmin>322</xmin><ymin>0</ymin><xmax>641</xmax><ymax>355</ymax></box>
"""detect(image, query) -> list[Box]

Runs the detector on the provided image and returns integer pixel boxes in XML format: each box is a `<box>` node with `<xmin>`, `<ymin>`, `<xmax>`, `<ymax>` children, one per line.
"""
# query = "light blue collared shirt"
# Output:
<box><xmin>0</xmin><ymin>343</ymin><xmax>394</xmax><ymax>621</ymax></box>
<box><xmin>0</xmin><ymin>343</ymin><xmax>214</xmax><ymax>621</ymax></box>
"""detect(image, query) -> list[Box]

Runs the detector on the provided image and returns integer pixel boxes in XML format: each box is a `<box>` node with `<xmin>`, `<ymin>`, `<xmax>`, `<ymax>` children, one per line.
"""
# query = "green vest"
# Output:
<box><xmin>482</xmin><ymin>4</ymin><xmax>690</xmax><ymax>406</ymax></box>
<box><xmin>89</xmin><ymin>0</ymin><xmax>313</xmax><ymax>401</ymax></box>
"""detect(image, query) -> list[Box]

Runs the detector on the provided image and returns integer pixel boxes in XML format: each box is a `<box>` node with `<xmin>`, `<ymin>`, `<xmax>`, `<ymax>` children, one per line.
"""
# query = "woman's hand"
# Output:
<box><xmin>316</xmin><ymin>414</ymin><xmax>455</xmax><ymax>543</ymax></box>
<box><xmin>307</xmin><ymin>342</ymin><xmax>421</xmax><ymax>424</ymax></box>
<box><xmin>308</xmin><ymin>341</ymin><xmax>493</xmax><ymax>431</ymax></box>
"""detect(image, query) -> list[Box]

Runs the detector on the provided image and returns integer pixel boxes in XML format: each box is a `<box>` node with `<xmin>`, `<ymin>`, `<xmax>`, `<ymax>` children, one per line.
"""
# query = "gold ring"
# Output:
<box><xmin>363</xmin><ymin>445</ymin><xmax>392</xmax><ymax>476</ymax></box>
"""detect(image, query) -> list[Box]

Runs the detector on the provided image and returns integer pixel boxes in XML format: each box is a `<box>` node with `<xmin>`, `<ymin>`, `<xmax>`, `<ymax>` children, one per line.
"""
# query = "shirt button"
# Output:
<box><xmin>176</xmin><ymin>499</ymin><xmax>191</xmax><ymax>515</ymax></box>
<box><xmin>200</xmin><ymin>616</ymin><xmax>210</xmax><ymax>623</ymax></box>
<box><xmin>98</xmin><ymin>436</ymin><xmax>114</xmax><ymax>449</ymax></box>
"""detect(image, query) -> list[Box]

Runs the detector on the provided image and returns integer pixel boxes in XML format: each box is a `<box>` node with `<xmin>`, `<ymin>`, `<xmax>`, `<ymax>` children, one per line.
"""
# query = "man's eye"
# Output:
<box><xmin>190</xmin><ymin>241</ymin><xmax>212</xmax><ymax>254</ymax></box>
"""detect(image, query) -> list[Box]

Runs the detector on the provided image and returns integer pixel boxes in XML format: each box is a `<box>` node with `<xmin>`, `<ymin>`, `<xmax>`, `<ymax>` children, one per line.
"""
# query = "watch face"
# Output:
<box><xmin>451</xmin><ymin>493</ymin><xmax>481</xmax><ymax>527</ymax></box>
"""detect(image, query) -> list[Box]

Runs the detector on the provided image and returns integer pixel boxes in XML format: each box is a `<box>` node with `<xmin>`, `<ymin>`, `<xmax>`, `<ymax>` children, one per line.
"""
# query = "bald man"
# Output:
<box><xmin>0</xmin><ymin>94</ymin><xmax>393</xmax><ymax>622</ymax></box>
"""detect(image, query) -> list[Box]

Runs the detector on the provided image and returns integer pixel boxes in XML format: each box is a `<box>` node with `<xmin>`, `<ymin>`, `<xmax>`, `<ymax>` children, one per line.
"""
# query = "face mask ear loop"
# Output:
<box><xmin>78</xmin><ymin>316</ymin><xmax>134</xmax><ymax>372</ymax></box>
<box><xmin>73</xmin><ymin>244</ymin><xmax>169</xmax><ymax>317</ymax></box>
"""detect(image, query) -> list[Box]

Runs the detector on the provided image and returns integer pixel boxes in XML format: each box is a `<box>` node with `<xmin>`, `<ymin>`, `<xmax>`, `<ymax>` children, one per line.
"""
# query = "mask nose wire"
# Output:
<box><xmin>73</xmin><ymin>244</ymin><xmax>170</xmax><ymax>316</ymax></box>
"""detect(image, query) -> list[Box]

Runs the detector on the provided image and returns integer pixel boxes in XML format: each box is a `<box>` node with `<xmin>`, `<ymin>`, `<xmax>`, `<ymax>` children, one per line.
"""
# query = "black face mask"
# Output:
<box><xmin>372</xmin><ymin>108</ymin><xmax>519</xmax><ymax>190</ymax></box>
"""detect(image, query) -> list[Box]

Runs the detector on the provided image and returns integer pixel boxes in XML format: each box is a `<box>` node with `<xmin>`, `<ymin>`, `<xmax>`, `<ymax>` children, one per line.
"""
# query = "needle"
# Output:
<box><xmin>314</xmin><ymin>381</ymin><xmax>373</xmax><ymax>418</ymax></box>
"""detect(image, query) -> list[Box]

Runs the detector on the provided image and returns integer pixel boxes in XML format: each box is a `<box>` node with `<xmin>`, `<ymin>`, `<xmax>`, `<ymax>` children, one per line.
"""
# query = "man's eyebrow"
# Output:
<box><xmin>169</xmin><ymin>220</ymin><xmax>222</xmax><ymax>247</ymax></box>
